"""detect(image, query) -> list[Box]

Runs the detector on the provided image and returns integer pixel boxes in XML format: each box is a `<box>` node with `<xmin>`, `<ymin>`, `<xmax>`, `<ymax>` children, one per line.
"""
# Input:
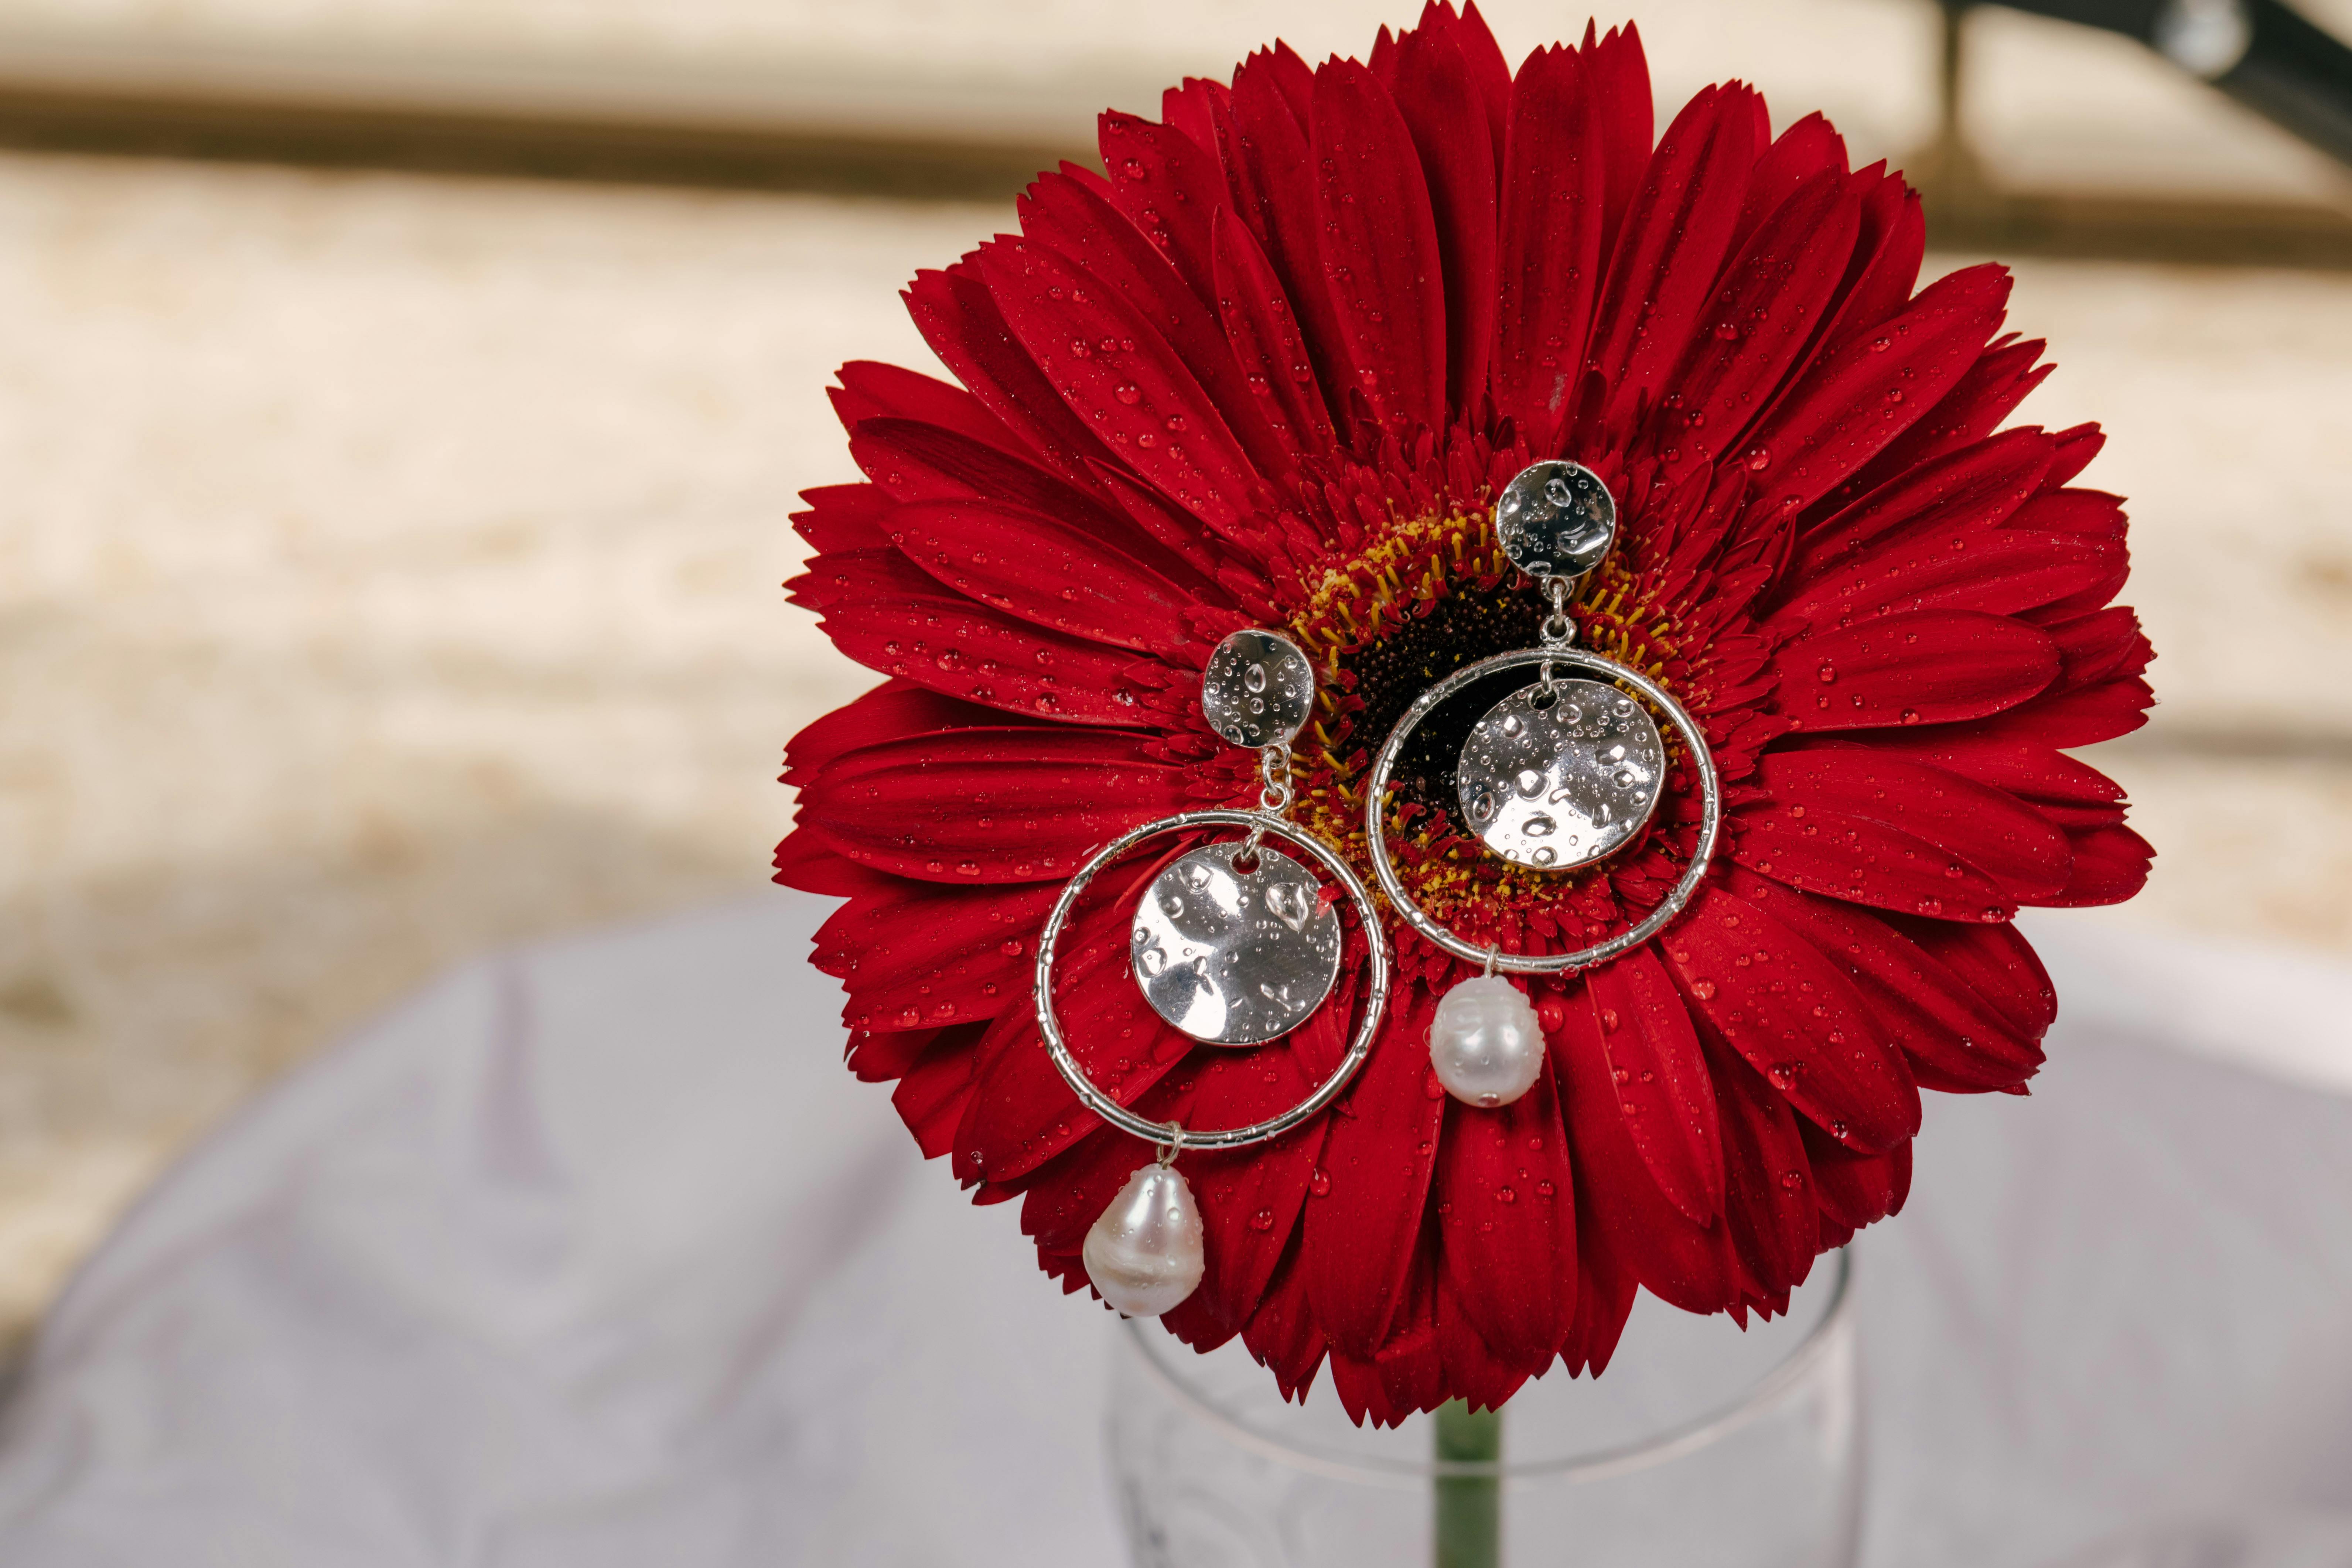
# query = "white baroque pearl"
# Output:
<box><xmin>1083</xmin><ymin>1163</ymin><xmax>1206</xmax><ymax>1317</ymax></box>
<box><xmin>1429</xmin><ymin>975</ymin><xmax>1546</xmax><ymax>1108</ymax></box>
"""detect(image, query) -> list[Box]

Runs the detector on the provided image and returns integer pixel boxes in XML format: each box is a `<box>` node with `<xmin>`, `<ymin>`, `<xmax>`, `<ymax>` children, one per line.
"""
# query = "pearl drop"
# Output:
<box><xmin>1429</xmin><ymin>975</ymin><xmax>1546</xmax><ymax>1108</ymax></box>
<box><xmin>1083</xmin><ymin>1163</ymin><xmax>1206</xmax><ymax>1317</ymax></box>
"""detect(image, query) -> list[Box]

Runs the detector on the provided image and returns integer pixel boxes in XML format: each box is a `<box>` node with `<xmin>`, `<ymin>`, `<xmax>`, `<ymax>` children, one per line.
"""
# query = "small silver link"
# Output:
<box><xmin>1257</xmin><ymin>741</ymin><xmax>1295</xmax><ymax>815</ymax></box>
<box><xmin>1539</xmin><ymin>575</ymin><xmax>1576</xmax><ymax>648</ymax></box>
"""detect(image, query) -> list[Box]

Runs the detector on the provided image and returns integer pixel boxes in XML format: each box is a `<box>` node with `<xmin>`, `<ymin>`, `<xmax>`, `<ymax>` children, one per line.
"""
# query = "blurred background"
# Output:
<box><xmin>0</xmin><ymin>0</ymin><xmax>2345</xmax><ymax>1363</ymax></box>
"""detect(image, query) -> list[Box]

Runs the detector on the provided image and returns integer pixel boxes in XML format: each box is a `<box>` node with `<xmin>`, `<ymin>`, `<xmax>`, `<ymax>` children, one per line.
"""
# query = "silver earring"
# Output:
<box><xmin>1033</xmin><ymin>629</ymin><xmax>1392</xmax><ymax>1318</ymax></box>
<box><xmin>1363</xmin><ymin>461</ymin><xmax>1723</xmax><ymax>1109</ymax></box>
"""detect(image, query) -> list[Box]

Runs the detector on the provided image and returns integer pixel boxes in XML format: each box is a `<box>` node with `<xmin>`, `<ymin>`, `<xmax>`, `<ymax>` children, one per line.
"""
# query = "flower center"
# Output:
<box><xmin>1274</xmin><ymin>504</ymin><xmax>1689</xmax><ymax>942</ymax></box>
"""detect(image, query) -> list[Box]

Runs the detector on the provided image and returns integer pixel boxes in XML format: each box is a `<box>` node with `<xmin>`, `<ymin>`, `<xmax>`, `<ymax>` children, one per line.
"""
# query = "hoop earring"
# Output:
<box><xmin>1362</xmin><ymin>461</ymin><xmax>1723</xmax><ymax>1108</ymax></box>
<box><xmin>1033</xmin><ymin>630</ymin><xmax>1392</xmax><ymax>1317</ymax></box>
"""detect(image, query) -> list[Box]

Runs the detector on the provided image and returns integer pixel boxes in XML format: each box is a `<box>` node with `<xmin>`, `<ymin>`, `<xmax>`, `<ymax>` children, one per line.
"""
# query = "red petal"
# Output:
<box><xmin>1788</xmin><ymin>426</ymin><xmax>2055</xmax><ymax>582</ymax></box>
<box><xmin>1745</xmin><ymin>263</ymin><xmax>2010</xmax><ymax>516</ymax></box>
<box><xmin>799</xmin><ymin>549</ymin><xmax>1152</xmax><ymax>726</ymax></box>
<box><xmin>1558</xmin><ymin>1200</ymin><xmax>1640</xmax><ymax>1376</ymax></box>
<box><xmin>1892</xmin><ymin>915</ymin><xmax>2057</xmax><ymax>1039</ymax></box>
<box><xmin>2045</xmin><ymin>421</ymin><xmax>2106</xmax><ymax>486</ymax></box>
<box><xmin>2043</xmin><ymin>606</ymin><xmax>2151</xmax><ymax>693</ymax></box>
<box><xmin>1183</xmin><ymin>1012</ymin><xmax>1346</xmax><ymax>1329</ymax></box>
<box><xmin>887</xmin><ymin>498</ymin><xmax>1196</xmax><ymax>652</ymax></box>
<box><xmin>1393</xmin><ymin>20</ymin><xmax>1499</xmax><ymax>411</ymax></box>
<box><xmin>1752</xmin><ymin>745</ymin><xmax>2072</xmax><ymax>901</ymax></box>
<box><xmin>1769</xmin><ymin>610</ymin><xmax>2059</xmax><ymax>732</ymax></box>
<box><xmin>2042</xmin><ymin>823</ymin><xmax>2154</xmax><ymax>907</ymax></box>
<box><xmin>845</xmin><ymin>1022</ymin><xmax>945</xmax><ymax>1085</ymax></box>
<box><xmin>1720</xmin><ymin>867</ymin><xmax>2044</xmax><ymax>1092</ymax></box>
<box><xmin>792</xmin><ymin>481</ymin><xmax>892</xmax><ymax>553</ymax></box>
<box><xmin>1658</xmin><ymin>167</ymin><xmax>1858</xmax><ymax>480</ymax></box>
<box><xmin>1241</xmin><ymin>1235</ymin><xmax>1329</xmax><ymax>1403</ymax></box>
<box><xmin>1811</xmin><ymin>163</ymin><xmax>1924</xmax><ymax>349</ymax></box>
<box><xmin>1581</xmin><ymin>23</ymin><xmax>1655</xmax><ymax>264</ymax></box>
<box><xmin>1435</xmin><ymin>1053</ymin><xmax>1578</xmax><ymax>1372</ymax></box>
<box><xmin>1823</xmin><ymin>336</ymin><xmax>2051</xmax><ymax>510</ymax></box>
<box><xmin>895</xmin><ymin>1026</ymin><xmax>987</xmax><ymax>1159</ymax></box>
<box><xmin>904</xmin><ymin>264</ymin><xmax>1111</xmax><ymax>491</ymax></box>
<box><xmin>1370</xmin><ymin>1256</ymin><xmax>1448</xmax><ymax>1422</ymax></box>
<box><xmin>1665</xmin><ymin>885</ymin><xmax>1923</xmax><ymax>1151</ymax></box>
<box><xmin>782</xmin><ymin>680</ymin><xmax>1017</xmax><ymax>788</ymax></box>
<box><xmin>1772</xmin><ymin>528</ymin><xmax>2125</xmax><ymax>631</ymax></box>
<box><xmin>1443</xmin><ymin>2</ymin><xmax>1513</xmax><ymax>166</ymax></box>
<box><xmin>1928</xmin><ymin>676</ymin><xmax>2153</xmax><ymax>749</ymax></box>
<box><xmin>1860</xmin><ymin>726</ymin><xmax>2126</xmax><ymax>807</ymax></box>
<box><xmin>1228</xmin><ymin>61</ymin><xmax>1358</xmax><ymax>432</ymax></box>
<box><xmin>1582</xmin><ymin>951</ymin><xmax>1725</xmax><ymax>1225</ymax></box>
<box><xmin>1096</xmin><ymin>110</ymin><xmax>1223</xmax><ymax>302</ymax></box>
<box><xmin>1434</xmin><ymin>1267</ymin><xmax>1535</xmax><ymax>1411</ymax></box>
<box><xmin>1020</xmin><ymin>170</ymin><xmax>1294</xmax><ymax>478</ymax></box>
<box><xmin>2012</xmin><ymin>486</ymin><xmax>2126</xmax><ymax>540</ymax></box>
<box><xmin>1161</xmin><ymin>79</ymin><xmax>1228</xmax><ymax>160</ymax></box>
<box><xmin>976</xmin><ymin>239</ymin><xmax>1259</xmax><ymax>539</ymax></box>
<box><xmin>1730</xmin><ymin>112</ymin><xmax>1847</xmax><ymax>256</ymax></box>
<box><xmin>1304</xmin><ymin>985</ymin><xmax>1444</xmax><ymax>1354</ymax></box>
<box><xmin>851</xmin><ymin>416</ymin><xmax>1223</xmax><ymax>597</ymax></box>
<box><xmin>1492</xmin><ymin>44</ymin><xmax>1606</xmax><ymax>443</ymax></box>
<box><xmin>1732</xmin><ymin>790</ymin><xmax>2019</xmax><ymax>924</ymax></box>
<box><xmin>1800</xmin><ymin>1119</ymin><xmax>1910</xmax><ymax>1230</ymax></box>
<box><xmin>1588</xmin><ymin>83</ymin><xmax>1761</xmax><ymax>433</ymax></box>
<box><xmin>1310</xmin><ymin>59</ymin><xmax>1448</xmax><ymax>433</ymax></box>
<box><xmin>831</xmin><ymin>359</ymin><xmax>1015</xmax><ymax>454</ymax></box>
<box><xmin>771</xmin><ymin>827</ymin><xmax>897</xmax><ymax>899</ymax></box>
<box><xmin>1210</xmin><ymin>209</ymin><xmax>1338</xmax><ymax>454</ymax></box>
<box><xmin>797</xmin><ymin>727</ymin><xmax>1185</xmax><ymax>882</ymax></box>
<box><xmin>1706</xmin><ymin>1039</ymin><xmax>1820</xmax><ymax>1300</ymax></box>
<box><xmin>1550</xmin><ymin>993</ymin><xmax>1735</xmax><ymax>1314</ymax></box>
<box><xmin>815</xmin><ymin>879</ymin><xmax>1055</xmax><ymax>1031</ymax></box>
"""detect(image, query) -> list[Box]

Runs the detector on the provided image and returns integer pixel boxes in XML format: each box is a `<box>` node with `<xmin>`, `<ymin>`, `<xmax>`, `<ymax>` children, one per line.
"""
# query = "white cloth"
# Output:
<box><xmin>0</xmin><ymin>894</ymin><xmax>2343</xmax><ymax>1568</ymax></box>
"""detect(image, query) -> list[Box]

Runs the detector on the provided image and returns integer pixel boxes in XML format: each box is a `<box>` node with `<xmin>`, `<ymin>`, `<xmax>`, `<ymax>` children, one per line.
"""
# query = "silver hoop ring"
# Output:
<box><xmin>1362</xmin><ymin>648</ymin><xmax>1722</xmax><ymax>975</ymax></box>
<box><xmin>1032</xmin><ymin>809</ymin><xmax>1392</xmax><ymax>1151</ymax></box>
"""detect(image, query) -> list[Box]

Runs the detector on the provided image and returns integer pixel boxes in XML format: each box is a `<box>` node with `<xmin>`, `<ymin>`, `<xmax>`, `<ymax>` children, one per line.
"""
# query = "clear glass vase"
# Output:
<box><xmin>1107</xmin><ymin>1250</ymin><xmax>1859</xmax><ymax>1568</ymax></box>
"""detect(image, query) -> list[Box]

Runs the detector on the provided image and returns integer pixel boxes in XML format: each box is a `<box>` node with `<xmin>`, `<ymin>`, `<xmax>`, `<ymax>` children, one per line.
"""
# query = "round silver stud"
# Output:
<box><xmin>1201</xmin><ymin>629</ymin><xmax>1315</xmax><ymax>750</ymax></box>
<box><xmin>1494</xmin><ymin>460</ymin><xmax>1617</xmax><ymax>581</ymax></box>
<box><xmin>1130</xmin><ymin>842</ymin><xmax>1343</xmax><ymax>1046</ymax></box>
<box><xmin>1456</xmin><ymin>677</ymin><xmax>1666</xmax><ymax>872</ymax></box>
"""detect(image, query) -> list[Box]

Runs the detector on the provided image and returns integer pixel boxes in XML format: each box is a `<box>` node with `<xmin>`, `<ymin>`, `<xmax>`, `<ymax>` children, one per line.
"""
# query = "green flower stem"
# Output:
<box><xmin>1434</xmin><ymin>1399</ymin><xmax>1502</xmax><ymax>1568</ymax></box>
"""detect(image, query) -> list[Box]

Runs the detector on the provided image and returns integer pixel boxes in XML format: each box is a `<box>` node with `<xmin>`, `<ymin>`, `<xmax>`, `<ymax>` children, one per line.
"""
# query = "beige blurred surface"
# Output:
<box><xmin>0</xmin><ymin>158</ymin><xmax>969</xmax><ymax>1337</ymax></box>
<box><xmin>0</xmin><ymin>2</ymin><xmax>2348</xmax><ymax>1349</ymax></box>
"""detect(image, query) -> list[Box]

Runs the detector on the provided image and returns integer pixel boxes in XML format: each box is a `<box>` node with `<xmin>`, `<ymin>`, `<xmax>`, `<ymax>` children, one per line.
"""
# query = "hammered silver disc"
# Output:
<box><xmin>1130</xmin><ymin>843</ymin><xmax>1342</xmax><ymax>1046</ymax></box>
<box><xmin>1456</xmin><ymin>678</ymin><xmax>1666</xmax><ymax>871</ymax></box>
<box><xmin>1494</xmin><ymin>460</ymin><xmax>1617</xmax><ymax>580</ymax></box>
<box><xmin>1201</xmin><ymin>629</ymin><xmax>1315</xmax><ymax>750</ymax></box>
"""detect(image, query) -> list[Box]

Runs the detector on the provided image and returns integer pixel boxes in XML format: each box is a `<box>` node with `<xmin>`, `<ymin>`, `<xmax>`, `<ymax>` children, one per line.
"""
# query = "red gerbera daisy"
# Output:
<box><xmin>777</xmin><ymin>6</ymin><xmax>2153</xmax><ymax>1425</ymax></box>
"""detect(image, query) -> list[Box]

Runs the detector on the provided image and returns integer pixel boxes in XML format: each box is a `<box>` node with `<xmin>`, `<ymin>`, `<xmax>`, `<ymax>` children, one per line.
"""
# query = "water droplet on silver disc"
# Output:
<box><xmin>1457</xmin><ymin>677</ymin><xmax>1665</xmax><ymax>871</ymax></box>
<box><xmin>1201</xmin><ymin>629</ymin><xmax>1315</xmax><ymax>749</ymax></box>
<box><xmin>1131</xmin><ymin>843</ymin><xmax>1342</xmax><ymax>1045</ymax></box>
<box><xmin>1494</xmin><ymin>460</ymin><xmax>1617</xmax><ymax>580</ymax></box>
